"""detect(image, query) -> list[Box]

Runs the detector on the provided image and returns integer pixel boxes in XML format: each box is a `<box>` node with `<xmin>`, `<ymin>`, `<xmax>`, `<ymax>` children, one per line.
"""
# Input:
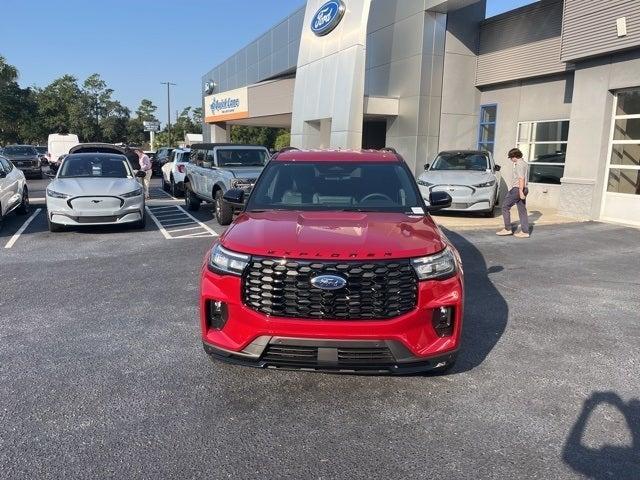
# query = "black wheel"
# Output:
<box><xmin>483</xmin><ymin>208</ymin><xmax>494</xmax><ymax>218</ymax></box>
<box><xmin>47</xmin><ymin>216</ymin><xmax>64</xmax><ymax>232</ymax></box>
<box><xmin>16</xmin><ymin>188</ymin><xmax>30</xmax><ymax>215</ymax></box>
<box><xmin>0</xmin><ymin>208</ymin><xmax>4</xmax><ymax>232</ymax></box>
<box><xmin>133</xmin><ymin>212</ymin><xmax>146</xmax><ymax>229</ymax></box>
<box><xmin>215</xmin><ymin>190</ymin><xmax>234</xmax><ymax>226</ymax></box>
<box><xmin>185</xmin><ymin>185</ymin><xmax>201</xmax><ymax>211</ymax></box>
<box><xmin>161</xmin><ymin>175</ymin><xmax>169</xmax><ymax>192</ymax></box>
<box><xmin>170</xmin><ymin>176</ymin><xmax>181</xmax><ymax>198</ymax></box>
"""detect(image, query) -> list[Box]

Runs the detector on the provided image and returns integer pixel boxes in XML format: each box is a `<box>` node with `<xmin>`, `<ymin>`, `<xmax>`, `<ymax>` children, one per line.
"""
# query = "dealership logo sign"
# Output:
<box><xmin>210</xmin><ymin>97</ymin><xmax>241</xmax><ymax>115</ymax></box>
<box><xmin>311</xmin><ymin>0</ymin><xmax>346</xmax><ymax>36</ymax></box>
<box><xmin>311</xmin><ymin>275</ymin><xmax>347</xmax><ymax>291</ymax></box>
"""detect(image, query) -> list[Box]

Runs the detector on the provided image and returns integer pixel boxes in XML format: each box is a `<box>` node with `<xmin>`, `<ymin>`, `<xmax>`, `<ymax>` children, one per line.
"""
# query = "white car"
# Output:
<box><xmin>417</xmin><ymin>150</ymin><xmax>502</xmax><ymax>217</ymax></box>
<box><xmin>161</xmin><ymin>148</ymin><xmax>190</xmax><ymax>197</ymax></box>
<box><xmin>46</xmin><ymin>152</ymin><xmax>146</xmax><ymax>232</ymax></box>
<box><xmin>0</xmin><ymin>154</ymin><xmax>30</xmax><ymax>229</ymax></box>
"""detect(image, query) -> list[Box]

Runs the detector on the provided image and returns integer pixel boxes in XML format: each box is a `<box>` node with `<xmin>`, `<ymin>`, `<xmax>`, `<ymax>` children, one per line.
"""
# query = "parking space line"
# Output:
<box><xmin>145</xmin><ymin>206</ymin><xmax>171</xmax><ymax>239</ymax></box>
<box><xmin>4</xmin><ymin>209</ymin><xmax>42</xmax><ymax>249</ymax></box>
<box><xmin>174</xmin><ymin>206</ymin><xmax>219</xmax><ymax>237</ymax></box>
<box><xmin>162</xmin><ymin>221</ymin><xmax>195</xmax><ymax>228</ymax></box>
<box><xmin>166</xmin><ymin>226</ymin><xmax>202</xmax><ymax>233</ymax></box>
<box><xmin>154</xmin><ymin>213</ymin><xmax>187</xmax><ymax>220</ymax></box>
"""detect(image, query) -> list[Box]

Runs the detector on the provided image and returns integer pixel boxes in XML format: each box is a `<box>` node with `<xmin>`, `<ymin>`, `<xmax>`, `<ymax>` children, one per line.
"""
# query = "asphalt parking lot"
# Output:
<box><xmin>1</xmin><ymin>177</ymin><xmax>638</xmax><ymax>479</ymax></box>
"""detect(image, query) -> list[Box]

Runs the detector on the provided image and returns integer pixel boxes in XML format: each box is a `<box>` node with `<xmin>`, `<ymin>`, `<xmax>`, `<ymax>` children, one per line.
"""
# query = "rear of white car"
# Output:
<box><xmin>161</xmin><ymin>148</ymin><xmax>190</xmax><ymax>196</ymax></box>
<box><xmin>46</xmin><ymin>153</ymin><xmax>145</xmax><ymax>232</ymax></box>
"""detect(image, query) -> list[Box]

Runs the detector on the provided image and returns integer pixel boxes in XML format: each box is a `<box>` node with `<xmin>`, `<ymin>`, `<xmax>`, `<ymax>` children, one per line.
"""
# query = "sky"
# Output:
<box><xmin>0</xmin><ymin>0</ymin><xmax>536</xmax><ymax>128</ymax></box>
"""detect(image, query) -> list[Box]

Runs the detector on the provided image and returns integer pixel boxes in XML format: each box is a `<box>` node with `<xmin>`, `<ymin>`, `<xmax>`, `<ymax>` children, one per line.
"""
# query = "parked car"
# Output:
<box><xmin>199</xmin><ymin>149</ymin><xmax>462</xmax><ymax>374</ymax></box>
<box><xmin>45</xmin><ymin>152</ymin><xmax>146</xmax><ymax>232</ymax></box>
<box><xmin>0</xmin><ymin>154</ymin><xmax>30</xmax><ymax>230</ymax></box>
<box><xmin>35</xmin><ymin>146</ymin><xmax>49</xmax><ymax>165</ymax></box>
<box><xmin>68</xmin><ymin>143</ymin><xmax>140</xmax><ymax>170</ymax></box>
<box><xmin>184</xmin><ymin>143</ymin><xmax>270</xmax><ymax>225</ymax></box>
<box><xmin>417</xmin><ymin>150</ymin><xmax>501</xmax><ymax>217</ymax></box>
<box><xmin>152</xmin><ymin>147</ymin><xmax>173</xmax><ymax>176</ymax></box>
<box><xmin>47</xmin><ymin>133</ymin><xmax>79</xmax><ymax>165</ymax></box>
<box><xmin>1</xmin><ymin>145</ymin><xmax>43</xmax><ymax>178</ymax></box>
<box><xmin>161</xmin><ymin>148</ymin><xmax>190</xmax><ymax>197</ymax></box>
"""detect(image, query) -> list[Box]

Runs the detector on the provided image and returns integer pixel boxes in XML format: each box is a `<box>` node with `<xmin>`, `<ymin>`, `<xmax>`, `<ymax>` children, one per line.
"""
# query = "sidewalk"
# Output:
<box><xmin>431</xmin><ymin>207</ymin><xmax>583</xmax><ymax>231</ymax></box>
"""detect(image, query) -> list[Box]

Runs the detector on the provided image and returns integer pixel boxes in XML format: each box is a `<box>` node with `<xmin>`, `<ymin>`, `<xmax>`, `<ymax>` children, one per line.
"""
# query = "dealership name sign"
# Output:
<box><xmin>204</xmin><ymin>87</ymin><xmax>249</xmax><ymax>123</ymax></box>
<box><xmin>311</xmin><ymin>0</ymin><xmax>346</xmax><ymax>36</ymax></box>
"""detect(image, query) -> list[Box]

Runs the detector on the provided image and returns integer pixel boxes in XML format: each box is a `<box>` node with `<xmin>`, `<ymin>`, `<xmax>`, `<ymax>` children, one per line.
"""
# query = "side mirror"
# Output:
<box><xmin>427</xmin><ymin>191</ymin><xmax>452</xmax><ymax>212</ymax></box>
<box><xmin>223</xmin><ymin>188</ymin><xmax>245</xmax><ymax>206</ymax></box>
<box><xmin>424</xmin><ymin>163</ymin><xmax>430</xmax><ymax>171</ymax></box>
<box><xmin>494</xmin><ymin>165</ymin><xmax>501</xmax><ymax>172</ymax></box>
<box><xmin>135</xmin><ymin>170</ymin><xmax>147</xmax><ymax>178</ymax></box>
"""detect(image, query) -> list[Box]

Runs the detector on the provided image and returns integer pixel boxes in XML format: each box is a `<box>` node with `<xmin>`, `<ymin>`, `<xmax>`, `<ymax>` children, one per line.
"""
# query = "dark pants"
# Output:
<box><xmin>502</xmin><ymin>187</ymin><xmax>529</xmax><ymax>233</ymax></box>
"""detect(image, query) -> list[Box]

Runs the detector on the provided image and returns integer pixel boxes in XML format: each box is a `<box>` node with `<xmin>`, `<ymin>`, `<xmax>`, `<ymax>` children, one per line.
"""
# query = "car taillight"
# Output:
<box><xmin>177</xmin><ymin>165</ymin><xmax>185</xmax><ymax>173</ymax></box>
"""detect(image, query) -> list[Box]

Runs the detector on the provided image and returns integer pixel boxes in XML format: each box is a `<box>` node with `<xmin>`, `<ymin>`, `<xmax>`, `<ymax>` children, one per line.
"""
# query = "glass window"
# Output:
<box><xmin>517</xmin><ymin>120</ymin><xmax>570</xmax><ymax>184</ymax></box>
<box><xmin>607</xmin><ymin>169</ymin><xmax>640</xmax><ymax>195</ymax></box>
<box><xmin>613</xmin><ymin>117</ymin><xmax>640</xmax><ymax>141</ymax></box>
<box><xmin>2</xmin><ymin>145</ymin><xmax>38</xmax><ymax>156</ymax></box>
<box><xmin>216</xmin><ymin>149</ymin><xmax>268</xmax><ymax>167</ymax></box>
<box><xmin>247</xmin><ymin>162</ymin><xmax>421</xmax><ymax>213</ymax></box>
<box><xmin>58</xmin><ymin>155</ymin><xmax>132</xmax><ymax>178</ymax></box>
<box><xmin>431</xmin><ymin>152</ymin><xmax>490</xmax><ymax>171</ymax></box>
<box><xmin>610</xmin><ymin>144</ymin><xmax>640</xmax><ymax>167</ymax></box>
<box><xmin>0</xmin><ymin>157</ymin><xmax>12</xmax><ymax>172</ymax></box>
<box><xmin>616</xmin><ymin>89</ymin><xmax>640</xmax><ymax>116</ymax></box>
<box><xmin>478</xmin><ymin>105</ymin><xmax>497</xmax><ymax>154</ymax></box>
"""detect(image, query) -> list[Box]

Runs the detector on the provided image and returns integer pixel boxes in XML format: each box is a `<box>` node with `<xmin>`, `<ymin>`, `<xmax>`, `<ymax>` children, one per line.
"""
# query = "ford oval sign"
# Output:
<box><xmin>311</xmin><ymin>275</ymin><xmax>347</xmax><ymax>291</ymax></box>
<box><xmin>311</xmin><ymin>0</ymin><xmax>346</xmax><ymax>37</ymax></box>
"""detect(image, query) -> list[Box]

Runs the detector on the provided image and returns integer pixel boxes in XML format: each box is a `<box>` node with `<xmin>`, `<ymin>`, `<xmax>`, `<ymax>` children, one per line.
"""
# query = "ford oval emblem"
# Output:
<box><xmin>311</xmin><ymin>274</ymin><xmax>347</xmax><ymax>291</ymax></box>
<box><xmin>310</xmin><ymin>0</ymin><xmax>346</xmax><ymax>37</ymax></box>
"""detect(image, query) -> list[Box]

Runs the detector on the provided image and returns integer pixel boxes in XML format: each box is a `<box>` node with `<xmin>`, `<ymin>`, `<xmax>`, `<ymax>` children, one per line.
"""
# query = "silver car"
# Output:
<box><xmin>417</xmin><ymin>150</ymin><xmax>501</xmax><ymax>216</ymax></box>
<box><xmin>46</xmin><ymin>153</ymin><xmax>146</xmax><ymax>232</ymax></box>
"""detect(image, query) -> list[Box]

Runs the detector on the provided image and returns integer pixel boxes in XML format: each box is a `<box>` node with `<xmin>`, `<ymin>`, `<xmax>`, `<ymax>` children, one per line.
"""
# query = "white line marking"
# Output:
<box><xmin>175</xmin><ymin>205</ymin><xmax>219</xmax><ymax>237</ymax></box>
<box><xmin>179</xmin><ymin>232</ymin><xmax>215</xmax><ymax>238</ymax></box>
<box><xmin>4</xmin><ymin>209</ymin><xmax>42</xmax><ymax>249</ymax></box>
<box><xmin>162</xmin><ymin>221</ymin><xmax>196</xmax><ymax>228</ymax></box>
<box><xmin>145</xmin><ymin>206</ymin><xmax>171</xmax><ymax>239</ymax></box>
<box><xmin>166</xmin><ymin>226</ymin><xmax>203</xmax><ymax>233</ymax></box>
<box><xmin>154</xmin><ymin>213</ymin><xmax>188</xmax><ymax>220</ymax></box>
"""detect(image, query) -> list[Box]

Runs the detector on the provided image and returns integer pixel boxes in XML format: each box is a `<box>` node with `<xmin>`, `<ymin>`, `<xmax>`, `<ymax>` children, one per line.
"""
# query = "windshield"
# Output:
<box><xmin>35</xmin><ymin>146</ymin><xmax>48</xmax><ymax>154</ymax></box>
<box><xmin>58</xmin><ymin>155</ymin><xmax>132</xmax><ymax>178</ymax></box>
<box><xmin>3</xmin><ymin>146</ymin><xmax>37</xmax><ymax>156</ymax></box>
<box><xmin>247</xmin><ymin>161</ymin><xmax>423</xmax><ymax>213</ymax></box>
<box><xmin>217</xmin><ymin>149</ymin><xmax>268</xmax><ymax>167</ymax></box>
<box><xmin>431</xmin><ymin>152</ymin><xmax>489</xmax><ymax>171</ymax></box>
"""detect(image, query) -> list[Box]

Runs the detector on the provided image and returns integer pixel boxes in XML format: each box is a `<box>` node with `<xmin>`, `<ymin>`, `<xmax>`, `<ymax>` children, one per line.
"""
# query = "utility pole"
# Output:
<box><xmin>161</xmin><ymin>82</ymin><xmax>176</xmax><ymax>147</ymax></box>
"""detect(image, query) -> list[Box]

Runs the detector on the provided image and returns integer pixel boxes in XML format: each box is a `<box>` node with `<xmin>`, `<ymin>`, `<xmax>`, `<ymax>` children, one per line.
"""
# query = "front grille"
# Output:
<box><xmin>262</xmin><ymin>344</ymin><xmax>396</xmax><ymax>368</ymax></box>
<box><xmin>76</xmin><ymin>216</ymin><xmax>118</xmax><ymax>223</ymax></box>
<box><xmin>243</xmin><ymin>258</ymin><xmax>418</xmax><ymax>320</ymax></box>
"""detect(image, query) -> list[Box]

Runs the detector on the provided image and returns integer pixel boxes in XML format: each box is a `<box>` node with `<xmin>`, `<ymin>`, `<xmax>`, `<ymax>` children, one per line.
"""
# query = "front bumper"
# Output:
<box><xmin>47</xmin><ymin>195</ymin><xmax>144</xmax><ymax>226</ymax></box>
<box><xmin>420</xmin><ymin>184</ymin><xmax>496</xmax><ymax>212</ymax></box>
<box><xmin>200</xmin><ymin>267</ymin><xmax>464</xmax><ymax>373</ymax></box>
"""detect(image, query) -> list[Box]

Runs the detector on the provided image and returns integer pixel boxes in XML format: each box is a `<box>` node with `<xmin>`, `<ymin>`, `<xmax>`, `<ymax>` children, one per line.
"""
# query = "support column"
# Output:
<box><xmin>209</xmin><ymin>122</ymin><xmax>231</xmax><ymax>143</ymax></box>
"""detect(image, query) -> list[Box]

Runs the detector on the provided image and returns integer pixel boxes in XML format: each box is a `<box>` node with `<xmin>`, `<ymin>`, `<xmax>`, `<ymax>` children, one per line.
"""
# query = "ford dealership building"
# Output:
<box><xmin>202</xmin><ymin>0</ymin><xmax>640</xmax><ymax>226</ymax></box>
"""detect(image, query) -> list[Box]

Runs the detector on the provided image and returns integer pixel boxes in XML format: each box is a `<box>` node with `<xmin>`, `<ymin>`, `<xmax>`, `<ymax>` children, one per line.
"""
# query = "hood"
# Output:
<box><xmin>220</xmin><ymin>211</ymin><xmax>446</xmax><ymax>260</ymax></box>
<box><xmin>5</xmin><ymin>154</ymin><xmax>39</xmax><ymax>161</ymax></box>
<box><xmin>419</xmin><ymin>169</ymin><xmax>496</xmax><ymax>186</ymax></box>
<box><xmin>49</xmin><ymin>177</ymin><xmax>141</xmax><ymax>197</ymax></box>
<box><xmin>224</xmin><ymin>166</ymin><xmax>265</xmax><ymax>180</ymax></box>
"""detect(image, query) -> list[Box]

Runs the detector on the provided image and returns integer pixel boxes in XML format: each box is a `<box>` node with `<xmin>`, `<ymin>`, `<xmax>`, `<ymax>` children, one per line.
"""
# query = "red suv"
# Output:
<box><xmin>199</xmin><ymin>150</ymin><xmax>463</xmax><ymax>374</ymax></box>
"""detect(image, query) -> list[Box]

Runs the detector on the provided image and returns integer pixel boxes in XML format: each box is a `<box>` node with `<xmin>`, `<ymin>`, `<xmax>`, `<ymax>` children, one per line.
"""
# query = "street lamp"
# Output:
<box><xmin>161</xmin><ymin>81</ymin><xmax>176</xmax><ymax>147</ymax></box>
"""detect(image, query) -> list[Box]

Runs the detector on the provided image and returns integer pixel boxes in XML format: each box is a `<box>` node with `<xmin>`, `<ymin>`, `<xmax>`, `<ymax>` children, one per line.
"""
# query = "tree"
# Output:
<box><xmin>231</xmin><ymin>126</ymin><xmax>287</xmax><ymax>150</ymax></box>
<box><xmin>136</xmin><ymin>99</ymin><xmax>158</xmax><ymax>122</ymax></box>
<box><xmin>0</xmin><ymin>55</ymin><xmax>18</xmax><ymax>86</ymax></box>
<box><xmin>274</xmin><ymin>130</ymin><xmax>291</xmax><ymax>151</ymax></box>
<box><xmin>0</xmin><ymin>56</ymin><xmax>39</xmax><ymax>145</ymax></box>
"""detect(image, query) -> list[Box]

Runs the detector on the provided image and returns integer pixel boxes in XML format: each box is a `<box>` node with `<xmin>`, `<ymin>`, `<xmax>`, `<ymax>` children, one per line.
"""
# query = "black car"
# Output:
<box><xmin>152</xmin><ymin>147</ymin><xmax>174</xmax><ymax>176</ymax></box>
<box><xmin>1</xmin><ymin>145</ymin><xmax>43</xmax><ymax>178</ymax></box>
<box><xmin>35</xmin><ymin>146</ymin><xmax>49</xmax><ymax>165</ymax></box>
<box><xmin>53</xmin><ymin>143</ymin><xmax>140</xmax><ymax>171</ymax></box>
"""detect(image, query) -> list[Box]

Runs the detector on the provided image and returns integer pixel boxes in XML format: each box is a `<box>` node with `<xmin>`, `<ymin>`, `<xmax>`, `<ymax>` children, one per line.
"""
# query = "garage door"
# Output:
<box><xmin>601</xmin><ymin>88</ymin><xmax>640</xmax><ymax>226</ymax></box>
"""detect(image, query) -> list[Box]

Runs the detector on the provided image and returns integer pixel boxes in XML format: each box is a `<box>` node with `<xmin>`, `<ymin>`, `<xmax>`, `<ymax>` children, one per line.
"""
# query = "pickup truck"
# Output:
<box><xmin>183</xmin><ymin>143</ymin><xmax>270</xmax><ymax>225</ymax></box>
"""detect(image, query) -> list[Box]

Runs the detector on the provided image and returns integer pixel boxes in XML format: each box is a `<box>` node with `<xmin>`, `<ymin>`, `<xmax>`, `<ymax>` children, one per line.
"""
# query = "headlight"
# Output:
<box><xmin>121</xmin><ymin>188</ymin><xmax>143</xmax><ymax>198</ymax></box>
<box><xmin>417</xmin><ymin>178</ymin><xmax>433</xmax><ymax>187</ymax></box>
<box><xmin>209</xmin><ymin>243</ymin><xmax>250</xmax><ymax>276</ymax></box>
<box><xmin>473</xmin><ymin>180</ymin><xmax>496</xmax><ymax>188</ymax></box>
<box><xmin>411</xmin><ymin>248</ymin><xmax>457</xmax><ymax>281</ymax></box>
<box><xmin>46</xmin><ymin>188</ymin><xmax>70</xmax><ymax>199</ymax></box>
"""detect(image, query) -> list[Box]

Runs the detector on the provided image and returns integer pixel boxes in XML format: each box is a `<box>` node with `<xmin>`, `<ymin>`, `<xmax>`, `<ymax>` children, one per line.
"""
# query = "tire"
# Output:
<box><xmin>185</xmin><ymin>185</ymin><xmax>201</xmax><ymax>211</ymax></box>
<box><xmin>47</xmin><ymin>216</ymin><xmax>64</xmax><ymax>232</ymax></box>
<box><xmin>161</xmin><ymin>175</ymin><xmax>169</xmax><ymax>192</ymax></box>
<box><xmin>483</xmin><ymin>208</ymin><xmax>494</xmax><ymax>218</ymax></box>
<box><xmin>170</xmin><ymin>176</ymin><xmax>182</xmax><ymax>198</ymax></box>
<box><xmin>16</xmin><ymin>188</ymin><xmax>30</xmax><ymax>215</ymax></box>
<box><xmin>215</xmin><ymin>190</ymin><xmax>234</xmax><ymax>226</ymax></box>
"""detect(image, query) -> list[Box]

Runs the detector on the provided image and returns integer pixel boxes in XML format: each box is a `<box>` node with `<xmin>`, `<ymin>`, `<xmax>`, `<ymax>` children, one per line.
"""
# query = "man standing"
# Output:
<box><xmin>135</xmin><ymin>149</ymin><xmax>152</xmax><ymax>200</ymax></box>
<box><xmin>496</xmin><ymin>148</ymin><xmax>530</xmax><ymax>238</ymax></box>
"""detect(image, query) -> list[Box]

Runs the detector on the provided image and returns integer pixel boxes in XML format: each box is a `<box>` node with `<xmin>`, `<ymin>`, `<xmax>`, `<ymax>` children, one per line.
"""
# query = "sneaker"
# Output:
<box><xmin>514</xmin><ymin>231</ymin><xmax>530</xmax><ymax>239</ymax></box>
<box><xmin>496</xmin><ymin>229</ymin><xmax>513</xmax><ymax>236</ymax></box>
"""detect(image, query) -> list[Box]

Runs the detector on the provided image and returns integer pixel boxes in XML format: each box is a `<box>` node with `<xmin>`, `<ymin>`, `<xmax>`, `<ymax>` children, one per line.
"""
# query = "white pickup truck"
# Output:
<box><xmin>183</xmin><ymin>143</ymin><xmax>270</xmax><ymax>225</ymax></box>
